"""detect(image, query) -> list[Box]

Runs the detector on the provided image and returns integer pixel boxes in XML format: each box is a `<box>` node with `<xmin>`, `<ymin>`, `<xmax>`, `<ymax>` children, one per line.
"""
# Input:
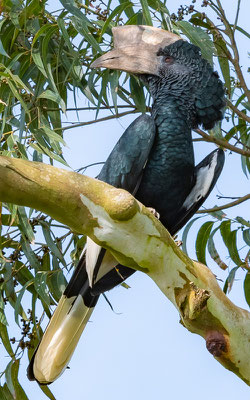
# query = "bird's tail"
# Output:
<box><xmin>27</xmin><ymin>256</ymin><xmax>99</xmax><ymax>385</ymax></box>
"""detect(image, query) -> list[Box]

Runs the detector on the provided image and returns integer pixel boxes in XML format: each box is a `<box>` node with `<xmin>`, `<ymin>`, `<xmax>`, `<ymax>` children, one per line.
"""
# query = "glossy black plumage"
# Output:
<box><xmin>27</xmin><ymin>28</ymin><xmax>225</xmax><ymax>384</ymax></box>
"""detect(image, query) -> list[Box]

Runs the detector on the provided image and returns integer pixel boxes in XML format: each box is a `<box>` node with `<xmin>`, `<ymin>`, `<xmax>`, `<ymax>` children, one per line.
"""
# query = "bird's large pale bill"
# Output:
<box><xmin>91</xmin><ymin>46</ymin><xmax>160</xmax><ymax>75</ymax></box>
<box><xmin>91</xmin><ymin>26</ymin><xmax>181</xmax><ymax>75</ymax></box>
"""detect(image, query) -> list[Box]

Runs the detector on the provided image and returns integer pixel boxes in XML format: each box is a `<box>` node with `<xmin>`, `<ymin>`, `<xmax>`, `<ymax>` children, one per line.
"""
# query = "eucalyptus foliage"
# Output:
<box><xmin>0</xmin><ymin>0</ymin><xmax>249</xmax><ymax>397</ymax></box>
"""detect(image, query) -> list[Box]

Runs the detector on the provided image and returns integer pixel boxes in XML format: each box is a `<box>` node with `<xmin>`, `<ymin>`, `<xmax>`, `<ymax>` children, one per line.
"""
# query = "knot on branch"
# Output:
<box><xmin>105</xmin><ymin>188</ymin><xmax>139</xmax><ymax>221</ymax></box>
<box><xmin>206</xmin><ymin>331</ymin><xmax>228</xmax><ymax>357</ymax></box>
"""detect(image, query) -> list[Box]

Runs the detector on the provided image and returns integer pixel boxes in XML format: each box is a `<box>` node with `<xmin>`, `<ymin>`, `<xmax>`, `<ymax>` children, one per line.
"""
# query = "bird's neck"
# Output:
<box><xmin>150</xmin><ymin>82</ymin><xmax>195</xmax><ymax>167</ymax></box>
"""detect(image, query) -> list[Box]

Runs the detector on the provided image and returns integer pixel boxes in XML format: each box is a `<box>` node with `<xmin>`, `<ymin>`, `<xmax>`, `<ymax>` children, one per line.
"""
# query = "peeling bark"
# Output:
<box><xmin>0</xmin><ymin>156</ymin><xmax>249</xmax><ymax>385</ymax></box>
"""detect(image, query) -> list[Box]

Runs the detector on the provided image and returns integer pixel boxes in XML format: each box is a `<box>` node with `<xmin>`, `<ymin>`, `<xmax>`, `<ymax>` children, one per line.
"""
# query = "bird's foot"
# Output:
<box><xmin>147</xmin><ymin>207</ymin><xmax>160</xmax><ymax>219</ymax></box>
<box><xmin>173</xmin><ymin>234</ymin><xmax>182</xmax><ymax>247</ymax></box>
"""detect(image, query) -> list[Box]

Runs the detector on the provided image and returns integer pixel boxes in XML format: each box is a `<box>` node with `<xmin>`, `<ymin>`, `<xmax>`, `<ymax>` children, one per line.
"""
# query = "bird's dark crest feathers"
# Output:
<box><xmin>159</xmin><ymin>40</ymin><xmax>225</xmax><ymax>130</ymax></box>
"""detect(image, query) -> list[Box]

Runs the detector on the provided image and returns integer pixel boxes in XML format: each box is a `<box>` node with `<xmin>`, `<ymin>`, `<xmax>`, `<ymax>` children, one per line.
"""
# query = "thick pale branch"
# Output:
<box><xmin>0</xmin><ymin>156</ymin><xmax>249</xmax><ymax>385</ymax></box>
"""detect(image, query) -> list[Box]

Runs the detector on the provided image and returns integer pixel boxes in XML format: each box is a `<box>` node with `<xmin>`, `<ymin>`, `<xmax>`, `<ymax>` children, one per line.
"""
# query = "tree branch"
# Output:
<box><xmin>227</xmin><ymin>100</ymin><xmax>250</xmax><ymax>123</ymax></box>
<box><xmin>194</xmin><ymin>128</ymin><xmax>250</xmax><ymax>157</ymax></box>
<box><xmin>215</xmin><ymin>0</ymin><xmax>250</xmax><ymax>102</ymax></box>
<box><xmin>197</xmin><ymin>193</ymin><xmax>250</xmax><ymax>214</ymax></box>
<box><xmin>0</xmin><ymin>156</ymin><xmax>249</xmax><ymax>385</ymax></box>
<box><xmin>59</xmin><ymin>110</ymin><xmax>139</xmax><ymax>132</ymax></box>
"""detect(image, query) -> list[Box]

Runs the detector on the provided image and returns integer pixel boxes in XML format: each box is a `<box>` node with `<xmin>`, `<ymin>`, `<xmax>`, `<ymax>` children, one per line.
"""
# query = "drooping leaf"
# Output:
<box><xmin>243</xmin><ymin>229</ymin><xmax>250</xmax><ymax>246</ymax></box>
<box><xmin>244</xmin><ymin>272</ymin><xmax>250</xmax><ymax>307</ymax></box>
<box><xmin>181</xmin><ymin>216</ymin><xmax>203</xmax><ymax>255</ymax></box>
<box><xmin>11</xmin><ymin>359</ymin><xmax>29</xmax><ymax>400</ymax></box>
<box><xmin>139</xmin><ymin>0</ymin><xmax>153</xmax><ymax>26</ymax></box>
<box><xmin>223</xmin><ymin>266</ymin><xmax>240</xmax><ymax>294</ymax></box>
<box><xmin>17</xmin><ymin>207</ymin><xmax>35</xmax><ymax>244</ymax></box>
<box><xmin>207</xmin><ymin>227</ymin><xmax>228</xmax><ymax>271</ymax></box>
<box><xmin>195</xmin><ymin>221</ymin><xmax>215</xmax><ymax>265</ymax></box>
<box><xmin>130</xmin><ymin>76</ymin><xmax>146</xmax><ymax>112</ymax></box>
<box><xmin>0</xmin><ymin>322</ymin><xmax>14</xmax><ymax>357</ymax></box>
<box><xmin>220</xmin><ymin>221</ymin><xmax>243</xmax><ymax>266</ymax></box>
<box><xmin>176</xmin><ymin>21</ymin><xmax>214</xmax><ymax>64</ymax></box>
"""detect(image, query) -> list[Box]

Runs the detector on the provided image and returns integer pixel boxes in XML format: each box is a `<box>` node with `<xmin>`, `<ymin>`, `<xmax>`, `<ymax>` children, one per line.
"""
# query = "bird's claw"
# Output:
<box><xmin>147</xmin><ymin>207</ymin><xmax>160</xmax><ymax>219</ymax></box>
<box><xmin>175</xmin><ymin>240</ymin><xmax>182</xmax><ymax>247</ymax></box>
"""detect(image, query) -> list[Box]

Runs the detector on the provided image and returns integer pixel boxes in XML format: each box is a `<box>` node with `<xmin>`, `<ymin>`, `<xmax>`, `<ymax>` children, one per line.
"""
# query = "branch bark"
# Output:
<box><xmin>0</xmin><ymin>156</ymin><xmax>249</xmax><ymax>385</ymax></box>
<box><xmin>195</xmin><ymin>128</ymin><xmax>250</xmax><ymax>157</ymax></box>
<box><xmin>197</xmin><ymin>193</ymin><xmax>250</xmax><ymax>213</ymax></box>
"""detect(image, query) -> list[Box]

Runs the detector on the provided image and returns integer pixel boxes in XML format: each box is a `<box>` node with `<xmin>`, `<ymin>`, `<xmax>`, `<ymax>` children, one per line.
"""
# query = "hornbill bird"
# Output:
<box><xmin>27</xmin><ymin>25</ymin><xmax>225</xmax><ymax>384</ymax></box>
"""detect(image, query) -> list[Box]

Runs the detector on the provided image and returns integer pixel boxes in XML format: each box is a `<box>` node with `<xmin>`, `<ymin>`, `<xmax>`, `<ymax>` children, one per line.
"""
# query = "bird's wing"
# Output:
<box><xmin>169</xmin><ymin>148</ymin><xmax>225</xmax><ymax>234</ymax></box>
<box><xmin>87</xmin><ymin>113</ymin><xmax>156</xmax><ymax>289</ymax></box>
<box><xmin>98</xmin><ymin>113</ymin><xmax>156</xmax><ymax>193</ymax></box>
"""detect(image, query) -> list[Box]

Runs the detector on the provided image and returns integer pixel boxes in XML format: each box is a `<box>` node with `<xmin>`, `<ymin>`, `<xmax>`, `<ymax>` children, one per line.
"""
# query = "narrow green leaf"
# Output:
<box><xmin>0</xmin><ymin>214</ymin><xmax>19</xmax><ymax>226</ymax></box>
<box><xmin>40</xmin><ymin>221</ymin><xmax>66</xmax><ymax>266</ymax></box>
<box><xmin>99</xmin><ymin>2</ymin><xmax>134</xmax><ymax>39</ymax></box>
<box><xmin>6</xmin><ymin>79</ymin><xmax>29</xmax><ymax>113</ymax></box>
<box><xmin>207</xmin><ymin>227</ymin><xmax>228</xmax><ymax>270</ymax></box>
<box><xmin>5</xmin><ymin>361</ymin><xmax>15</xmax><ymax>398</ymax></box>
<box><xmin>139</xmin><ymin>0</ymin><xmax>153</xmax><ymax>26</ymax></box>
<box><xmin>118</xmin><ymin>0</ymin><xmax>135</xmax><ymax>18</ymax></box>
<box><xmin>17</xmin><ymin>207</ymin><xmax>35</xmax><ymax>244</ymax></box>
<box><xmin>244</xmin><ymin>272</ymin><xmax>250</xmax><ymax>307</ymax></box>
<box><xmin>236</xmin><ymin>217</ymin><xmax>250</xmax><ymax>228</ymax></box>
<box><xmin>0</xmin><ymin>323</ymin><xmax>14</xmax><ymax>357</ymax></box>
<box><xmin>15</xmin><ymin>281</ymin><xmax>33</xmax><ymax>326</ymax></box>
<box><xmin>109</xmin><ymin>71</ymin><xmax>119</xmax><ymax>113</ymax></box>
<box><xmin>176</xmin><ymin>21</ymin><xmax>214</xmax><ymax>64</ymax></box>
<box><xmin>242</xmin><ymin>101</ymin><xmax>250</xmax><ymax>111</ymax></box>
<box><xmin>0</xmin><ymin>39</ymin><xmax>10</xmax><ymax>58</ymax></box>
<box><xmin>20</xmin><ymin>237</ymin><xmax>41</xmax><ymax>271</ymax></box>
<box><xmin>34</xmin><ymin>272</ymin><xmax>51</xmax><ymax>306</ymax></box>
<box><xmin>206</xmin><ymin>206</ymin><xmax>226</xmax><ymax>221</ymax></box>
<box><xmin>31</xmin><ymin>48</ymin><xmax>48</xmax><ymax>77</ymax></box>
<box><xmin>41</xmin><ymin>125</ymin><xmax>66</xmax><ymax>146</ymax></box>
<box><xmin>96</xmin><ymin>70</ymin><xmax>110</xmax><ymax>118</ymax></box>
<box><xmin>220</xmin><ymin>221</ymin><xmax>243</xmax><ymax>266</ymax></box>
<box><xmin>181</xmin><ymin>216</ymin><xmax>202</xmax><ymax>255</ymax></box>
<box><xmin>214</xmin><ymin>38</ymin><xmax>231</xmax><ymax>95</ymax></box>
<box><xmin>243</xmin><ymin>229</ymin><xmax>250</xmax><ymax>246</ymax></box>
<box><xmin>195</xmin><ymin>221</ymin><xmax>214</xmax><ymax>265</ymax></box>
<box><xmin>48</xmin><ymin>270</ymin><xmax>67</xmax><ymax>302</ymax></box>
<box><xmin>223</xmin><ymin>266</ymin><xmax>239</xmax><ymax>294</ymax></box>
<box><xmin>130</xmin><ymin>76</ymin><xmax>146</xmax><ymax>112</ymax></box>
<box><xmin>1</xmin><ymin>384</ymin><xmax>13</xmax><ymax>400</ymax></box>
<box><xmin>29</xmin><ymin>142</ymin><xmax>69</xmax><ymax>167</ymax></box>
<box><xmin>39</xmin><ymin>384</ymin><xmax>57</xmax><ymax>400</ymax></box>
<box><xmin>38</xmin><ymin>89</ymin><xmax>63</xmax><ymax>105</ymax></box>
<box><xmin>11</xmin><ymin>359</ymin><xmax>29</xmax><ymax>400</ymax></box>
<box><xmin>32</xmin><ymin>23</ymin><xmax>57</xmax><ymax>47</ymax></box>
<box><xmin>233</xmin><ymin>26</ymin><xmax>250</xmax><ymax>39</ymax></box>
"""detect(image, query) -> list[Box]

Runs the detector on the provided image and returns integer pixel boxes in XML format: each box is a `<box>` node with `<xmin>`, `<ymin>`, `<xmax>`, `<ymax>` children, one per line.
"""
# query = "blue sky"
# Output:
<box><xmin>2</xmin><ymin>0</ymin><xmax>250</xmax><ymax>399</ymax></box>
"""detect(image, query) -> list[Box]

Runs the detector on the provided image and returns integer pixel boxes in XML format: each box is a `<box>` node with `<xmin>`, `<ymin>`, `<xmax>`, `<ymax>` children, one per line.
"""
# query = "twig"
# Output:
<box><xmin>59</xmin><ymin>110</ymin><xmax>139</xmax><ymax>132</ymax></box>
<box><xmin>43</xmin><ymin>105</ymin><xmax>137</xmax><ymax>112</ymax></box>
<box><xmin>233</xmin><ymin>0</ymin><xmax>241</xmax><ymax>33</ymax></box>
<box><xmin>194</xmin><ymin>128</ymin><xmax>250</xmax><ymax>157</ymax></box>
<box><xmin>215</xmin><ymin>0</ymin><xmax>250</xmax><ymax>102</ymax></box>
<box><xmin>227</xmin><ymin>100</ymin><xmax>250</xmax><ymax>123</ymax></box>
<box><xmin>197</xmin><ymin>193</ymin><xmax>250</xmax><ymax>214</ymax></box>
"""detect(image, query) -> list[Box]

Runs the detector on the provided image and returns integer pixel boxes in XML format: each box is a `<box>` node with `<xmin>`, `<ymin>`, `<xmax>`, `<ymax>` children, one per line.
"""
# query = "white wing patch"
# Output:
<box><xmin>85</xmin><ymin>237</ymin><xmax>118</xmax><ymax>287</ymax></box>
<box><xmin>183</xmin><ymin>151</ymin><xmax>218</xmax><ymax>210</ymax></box>
<box><xmin>86</xmin><ymin>237</ymin><xmax>102</xmax><ymax>287</ymax></box>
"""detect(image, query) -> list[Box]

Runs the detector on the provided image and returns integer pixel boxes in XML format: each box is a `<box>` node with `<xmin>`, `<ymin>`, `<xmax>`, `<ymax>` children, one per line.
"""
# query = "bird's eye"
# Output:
<box><xmin>165</xmin><ymin>56</ymin><xmax>173</xmax><ymax>63</ymax></box>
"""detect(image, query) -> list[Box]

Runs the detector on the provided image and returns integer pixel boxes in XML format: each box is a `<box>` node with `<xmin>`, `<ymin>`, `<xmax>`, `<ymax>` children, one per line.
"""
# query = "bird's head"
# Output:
<box><xmin>91</xmin><ymin>25</ymin><xmax>225</xmax><ymax>130</ymax></box>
